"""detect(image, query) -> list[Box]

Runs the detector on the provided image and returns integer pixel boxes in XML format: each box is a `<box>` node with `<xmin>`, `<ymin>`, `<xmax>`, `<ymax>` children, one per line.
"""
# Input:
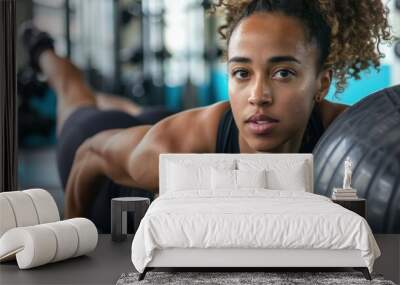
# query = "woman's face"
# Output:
<box><xmin>228</xmin><ymin>12</ymin><xmax>330</xmax><ymax>153</ymax></box>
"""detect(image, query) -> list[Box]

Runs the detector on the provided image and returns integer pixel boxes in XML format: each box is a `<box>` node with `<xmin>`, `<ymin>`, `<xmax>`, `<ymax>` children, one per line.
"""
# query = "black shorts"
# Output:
<box><xmin>56</xmin><ymin>106</ymin><xmax>174</xmax><ymax>232</ymax></box>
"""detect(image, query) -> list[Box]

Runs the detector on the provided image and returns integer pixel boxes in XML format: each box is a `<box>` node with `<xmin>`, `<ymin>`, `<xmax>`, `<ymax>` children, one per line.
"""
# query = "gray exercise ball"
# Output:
<box><xmin>313</xmin><ymin>85</ymin><xmax>400</xmax><ymax>233</ymax></box>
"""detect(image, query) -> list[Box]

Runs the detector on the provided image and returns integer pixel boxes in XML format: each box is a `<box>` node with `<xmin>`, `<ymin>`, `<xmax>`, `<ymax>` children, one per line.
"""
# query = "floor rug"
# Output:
<box><xmin>116</xmin><ymin>271</ymin><xmax>396</xmax><ymax>285</ymax></box>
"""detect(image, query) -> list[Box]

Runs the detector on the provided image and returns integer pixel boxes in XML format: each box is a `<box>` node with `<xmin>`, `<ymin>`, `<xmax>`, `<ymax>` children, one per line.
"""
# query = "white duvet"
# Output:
<box><xmin>131</xmin><ymin>190</ymin><xmax>380</xmax><ymax>273</ymax></box>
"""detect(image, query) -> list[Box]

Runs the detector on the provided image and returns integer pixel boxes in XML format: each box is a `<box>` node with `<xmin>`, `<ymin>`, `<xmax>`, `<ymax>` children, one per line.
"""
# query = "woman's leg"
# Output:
<box><xmin>96</xmin><ymin>92</ymin><xmax>143</xmax><ymax>116</ymax></box>
<box><xmin>38</xmin><ymin>50</ymin><xmax>97</xmax><ymax>134</ymax></box>
<box><xmin>21</xmin><ymin>22</ymin><xmax>144</xmax><ymax>133</ymax></box>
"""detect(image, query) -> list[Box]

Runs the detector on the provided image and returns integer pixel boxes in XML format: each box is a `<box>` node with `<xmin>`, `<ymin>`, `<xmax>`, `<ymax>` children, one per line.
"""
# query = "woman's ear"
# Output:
<box><xmin>315</xmin><ymin>69</ymin><xmax>333</xmax><ymax>102</ymax></box>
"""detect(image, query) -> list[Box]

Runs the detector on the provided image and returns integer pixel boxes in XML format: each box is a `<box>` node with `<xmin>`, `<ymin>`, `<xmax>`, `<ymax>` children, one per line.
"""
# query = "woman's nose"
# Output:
<box><xmin>248</xmin><ymin>80</ymin><xmax>272</xmax><ymax>106</ymax></box>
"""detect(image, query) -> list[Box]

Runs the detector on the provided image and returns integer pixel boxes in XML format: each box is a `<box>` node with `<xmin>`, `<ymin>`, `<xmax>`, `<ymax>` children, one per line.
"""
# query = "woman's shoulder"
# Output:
<box><xmin>168</xmin><ymin>100</ymin><xmax>230</xmax><ymax>125</ymax></box>
<box><xmin>147</xmin><ymin>100</ymin><xmax>231</xmax><ymax>153</ymax></box>
<box><xmin>189</xmin><ymin>100</ymin><xmax>231</xmax><ymax>151</ymax></box>
<box><xmin>206</xmin><ymin>100</ymin><xmax>231</xmax><ymax>120</ymax></box>
<box><xmin>316</xmin><ymin>99</ymin><xmax>349</xmax><ymax>129</ymax></box>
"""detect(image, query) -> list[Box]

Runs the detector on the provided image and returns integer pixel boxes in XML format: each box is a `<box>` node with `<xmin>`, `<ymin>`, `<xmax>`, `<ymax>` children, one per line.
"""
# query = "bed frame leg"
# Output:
<box><xmin>138</xmin><ymin>268</ymin><xmax>148</xmax><ymax>281</ymax></box>
<box><xmin>354</xmin><ymin>267</ymin><xmax>371</xmax><ymax>280</ymax></box>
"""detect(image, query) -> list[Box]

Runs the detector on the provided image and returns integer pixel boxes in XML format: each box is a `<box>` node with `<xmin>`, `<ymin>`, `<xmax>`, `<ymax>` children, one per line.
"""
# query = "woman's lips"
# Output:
<box><xmin>245</xmin><ymin>113</ymin><xmax>279</xmax><ymax>135</ymax></box>
<box><xmin>246</xmin><ymin>120</ymin><xmax>278</xmax><ymax>135</ymax></box>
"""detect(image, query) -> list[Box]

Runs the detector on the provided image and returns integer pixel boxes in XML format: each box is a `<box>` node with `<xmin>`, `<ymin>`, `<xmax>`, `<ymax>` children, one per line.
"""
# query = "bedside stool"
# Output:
<box><xmin>111</xmin><ymin>197</ymin><xmax>150</xmax><ymax>242</ymax></box>
<box><xmin>332</xmin><ymin>198</ymin><xmax>366</xmax><ymax>218</ymax></box>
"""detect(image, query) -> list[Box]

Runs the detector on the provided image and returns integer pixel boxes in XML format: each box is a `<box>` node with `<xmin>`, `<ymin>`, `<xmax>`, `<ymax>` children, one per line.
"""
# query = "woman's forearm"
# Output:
<box><xmin>64</xmin><ymin>148</ymin><xmax>106</xmax><ymax>218</ymax></box>
<box><xmin>64</xmin><ymin>127</ymin><xmax>151</xmax><ymax>218</ymax></box>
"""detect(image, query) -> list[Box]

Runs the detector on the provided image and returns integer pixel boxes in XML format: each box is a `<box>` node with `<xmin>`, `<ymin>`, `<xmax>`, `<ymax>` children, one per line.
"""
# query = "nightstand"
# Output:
<box><xmin>111</xmin><ymin>197</ymin><xmax>150</xmax><ymax>242</ymax></box>
<box><xmin>331</xmin><ymin>198</ymin><xmax>366</xmax><ymax>218</ymax></box>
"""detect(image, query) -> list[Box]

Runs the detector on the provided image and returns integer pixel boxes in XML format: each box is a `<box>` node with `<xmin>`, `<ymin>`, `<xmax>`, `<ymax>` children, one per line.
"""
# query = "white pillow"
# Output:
<box><xmin>167</xmin><ymin>160</ymin><xmax>235</xmax><ymax>192</ymax></box>
<box><xmin>238</xmin><ymin>159</ymin><xmax>309</xmax><ymax>192</ymax></box>
<box><xmin>266</xmin><ymin>164</ymin><xmax>307</xmax><ymax>191</ymax></box>
<box><xmin>236</xmin><ymin>169</ymin><xmax>267</xmax><ymax>189</ymax></box>
<box><xmin>167</xmin><ymin>163</ymin><xmax>209</xmax><ymax>191</ymax></box>
<box><xmin>211</xmin><ymin>168</ymin><xmax>236</xmax><ymax>190</ymax></box>
<box><xmin>211</xmin><ymin>169</ymin><xmax>267</xmax><ymax>190</ymax></box>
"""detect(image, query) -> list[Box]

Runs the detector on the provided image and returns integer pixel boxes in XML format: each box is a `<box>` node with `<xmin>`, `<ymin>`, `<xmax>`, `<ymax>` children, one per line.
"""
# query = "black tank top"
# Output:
<box><xmin>216</xmin><ymin>106</ymin><xmax>324</xmax><ymax>153</ymax></box>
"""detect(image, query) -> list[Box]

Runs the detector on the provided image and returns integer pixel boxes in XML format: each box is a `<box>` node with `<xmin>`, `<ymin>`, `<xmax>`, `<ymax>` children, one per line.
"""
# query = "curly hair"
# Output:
<box><xmin>213</xmin><ymin>0</ymin><xmax>394</xmax><ymax>94</ymax></box>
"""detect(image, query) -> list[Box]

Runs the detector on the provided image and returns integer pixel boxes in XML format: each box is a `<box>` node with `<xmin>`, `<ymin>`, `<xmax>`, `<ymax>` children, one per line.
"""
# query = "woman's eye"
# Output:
<box><xmin>272</xmin><ymin>69</ymin><xmax>295</xmax><ymax>80</ymax></box>
<box><xmin>232</xmin><ymin>69</ymin><xmax>249</xmax><ymax>80</ymax></box>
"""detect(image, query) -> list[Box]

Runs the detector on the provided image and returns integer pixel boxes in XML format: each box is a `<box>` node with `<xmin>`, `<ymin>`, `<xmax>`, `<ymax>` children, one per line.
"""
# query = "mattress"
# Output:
<box><xmin>131</xmin><ymin>190</ymin><xmax>380</xmax><ymax>273</ymax></box>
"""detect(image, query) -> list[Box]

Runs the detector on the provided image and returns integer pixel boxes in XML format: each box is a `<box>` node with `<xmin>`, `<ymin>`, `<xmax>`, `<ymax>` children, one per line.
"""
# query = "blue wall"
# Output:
<box><xmin>326</xmin><ymin>65</ymin><xmax>391</xmax><ymax>105</ymax></box>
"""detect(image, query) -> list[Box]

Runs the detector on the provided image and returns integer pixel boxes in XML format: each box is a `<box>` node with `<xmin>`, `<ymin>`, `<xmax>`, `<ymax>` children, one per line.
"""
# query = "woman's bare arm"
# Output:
<box><xmin>64</xmin><ymin>101</ymin><xmax>229</xmax><ymax>218</ymax></box>
<box><xmin>64</xmin><ymin>125</ymin><xmax>152</xmax><ymax>218</ymax></box>
<box><xmin>125</xmin><ymin>106</ymin><xmax>223</xmax><ymax>190</ymax></box>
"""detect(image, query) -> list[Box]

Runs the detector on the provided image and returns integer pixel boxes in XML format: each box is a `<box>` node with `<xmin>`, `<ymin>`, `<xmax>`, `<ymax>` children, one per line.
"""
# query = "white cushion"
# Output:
<box><xmin>238</xmin><ymin>159</ymin><xmax>309</xmax><ymax>191</ymax></box>
<box><xmin>0</xmin><ymin>196</ymin><xmax>17</xmax><ymax>237</ymax></box>
<box><xmin>0</xmin><ymin>226</ymin><xmax>58</xmax><ymax>269</ymax></box>
<box><xmin>65</xmin><ymin>218</ymin><xmax>98</xmax><ymax>257</ymax></box>
<box><xmin>236</xmin><ymin>169</ymin><xmax>267</xmax><ymax>189</ymax></box>
<box><xmin>42</xmin><ymin>221</ymin><xmax>79</xmax><ymax>262</ymax></box>
<box><xmin>23</xmin><ymin>189</ymin><xmax>60</xmax><ymax>224</ymax></box>
<box><xmin>0</xmin><ymin>191</ymin><xmax>39</xmax><ymax>227</ymax></box>
<box><xmin>0</xmin><ymin>189</ymin><xmax>60</xmax><ymax>238</ymax></box>
<box><xmin>167</xmin><ymin>160</ymin><xmax>235</xmax><ymax>192</ymax></box>
<box><xmin>0</xmin><ymin>218</ymin><xmax>97</xmax><ymax>269</ymax></box>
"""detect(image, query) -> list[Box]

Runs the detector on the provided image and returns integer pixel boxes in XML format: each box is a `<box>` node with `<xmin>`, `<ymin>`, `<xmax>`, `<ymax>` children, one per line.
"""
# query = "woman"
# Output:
<box><xmin>23</xmin><ymin>0</ymin><xmax>392</xmax><ymax>219</ymax></box>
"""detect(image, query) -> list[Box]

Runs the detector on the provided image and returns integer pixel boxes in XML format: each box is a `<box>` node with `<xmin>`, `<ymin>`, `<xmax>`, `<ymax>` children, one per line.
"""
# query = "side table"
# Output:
<box><xmin>111</xmin><ymin>197</ymin><xmax>150</xmax><ymax>242</ymax></box>
<box><xmin>332</xmin><ymin>198</ymin><xmax>366</xmax><ymax>218</ymax></box>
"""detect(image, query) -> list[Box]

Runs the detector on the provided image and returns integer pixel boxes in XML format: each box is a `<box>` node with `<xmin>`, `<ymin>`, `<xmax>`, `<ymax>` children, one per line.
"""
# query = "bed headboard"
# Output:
<box><xmin>159</xmin><ymin>153</ymin><xmax>313</xmax><ymax>195</ymax></box>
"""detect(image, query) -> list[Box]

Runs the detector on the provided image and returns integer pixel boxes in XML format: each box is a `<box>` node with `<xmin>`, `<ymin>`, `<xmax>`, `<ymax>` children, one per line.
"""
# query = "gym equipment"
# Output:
<box><xmin>18</xmin><ymin>21</ymin><xmax>54</xmax><ymax>73</ymax></box>
<box><xmin>395</xmin><ymin>41</ymin><xmax>400</xmax><ymax>59</ymax></box>
<box><xmin>313</xmin><ymin>85</ymin><xmax>400</xmax><ymax>233</ymax></box>
<box><xmin>17</xmin><ymin>66</ymin><xmax>56</xmax><ymax>147</ymax></box>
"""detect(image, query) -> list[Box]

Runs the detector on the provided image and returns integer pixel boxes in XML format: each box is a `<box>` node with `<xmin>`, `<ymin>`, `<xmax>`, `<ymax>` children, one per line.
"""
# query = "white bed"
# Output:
<box><xmin>131</xmin><ymin>154</ymin><xmax>380</xmax><ymax>280</ymax></box>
